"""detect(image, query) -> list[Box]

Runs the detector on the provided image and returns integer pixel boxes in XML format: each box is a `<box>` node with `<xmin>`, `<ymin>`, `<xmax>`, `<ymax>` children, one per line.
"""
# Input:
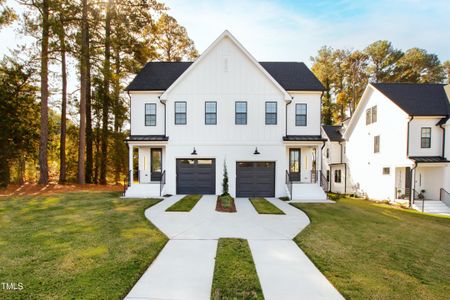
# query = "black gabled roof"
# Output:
<box><xmin>322</xmin><ymin>125</ymin><xmax>344</xmax><ymax>142</ymax></box>
<box><xmin>126</xmin><ymin>61</ymin><xmax>325</xmax><ymax>92</ymax></box>
<box><xmin>372</xmin><ymin>83</ymin><xmax>450</xmax><ymax>117</ymax></box>
<box><xmin>283</xmin><ymin>135</ymin><xmax>327</xmax><ymax>142</ymax></box>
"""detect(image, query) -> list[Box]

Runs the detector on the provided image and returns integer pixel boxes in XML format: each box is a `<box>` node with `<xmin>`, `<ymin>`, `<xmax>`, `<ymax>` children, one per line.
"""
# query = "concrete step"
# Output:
<box><xmin>124</xmin><ymin>183</ymin><xmax>162</xmax><ymax>198</ymax></box>
<box><xmin>290</xmin><ymin>183</ymin><xmax>328</xmax><ymax>202</ymax></box>
<box><xmin>412</xmin><ymin>200</ymin><xmax>450</xmax><ymax>215</ymax></box>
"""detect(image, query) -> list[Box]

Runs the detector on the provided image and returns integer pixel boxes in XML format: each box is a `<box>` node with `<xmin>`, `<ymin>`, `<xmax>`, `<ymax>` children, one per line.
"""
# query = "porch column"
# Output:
<box><xmin>129</xmin><ymin>144</ymin><xmax>134</xmax><ymax>184</ymax></box>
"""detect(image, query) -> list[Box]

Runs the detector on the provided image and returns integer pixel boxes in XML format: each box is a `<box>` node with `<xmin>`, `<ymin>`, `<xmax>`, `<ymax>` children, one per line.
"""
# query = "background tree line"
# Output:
<box><xmin>0</xmin><ymin>0</ymin><xmax>198</xmax><ymax>187</ymax></box>
<box><xmin>311</xmin><ymin>41</ymin><xmax>450</xmax><ymax>125</ymax></box>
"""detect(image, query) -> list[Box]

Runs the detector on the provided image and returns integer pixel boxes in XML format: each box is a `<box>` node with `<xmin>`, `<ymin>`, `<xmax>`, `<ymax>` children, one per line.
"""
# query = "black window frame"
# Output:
<box><xmin>174</xmin><ymin>101</ymin><xmax>187</xmax><ymax>125</ymax></box>
<box><xmin>374</xmin><ymin>135</ymin><xmax>380</xmax><ymax>153</ymax></box>
<box><xmin>326</xmin><ymin>170</ymin><xmax>330</xmax><ymax>182</ymax></box>
<box><xmin>334</xmin><ymin>169</ymin><xmax>342</xmax><ymax>183</ymax></box>
<box><xmin>265</xmin><ymin>101</ymin><xmax>277</xmax><ymax>125</ymax></box>
<box><xmin>382</xmin><ymin>167</ymin><xmax>390</xmax><ymax>175</ymax></box>
<box><xmin>295</xmin><ymin>103</ymin><xmax>307</xmax><ymax>126</ymax></box>
<box><xmin>205</xmin><ymin>101</ymin><xmax>217</xmax><ymax>125</ymax></box>
<box><xmin>145</xmin><ymin>103</ymin><xmax>156</xmax><ymax>126</ymax></box>
<box><xmin>235</xmin><ymin>101</ymin><xmax>247</xmax><ymax>125</ymax></box>
<box><xmin>421</xmin><ymin>127</ymin><xmax>431</xmax><ymax>148</ymax></box>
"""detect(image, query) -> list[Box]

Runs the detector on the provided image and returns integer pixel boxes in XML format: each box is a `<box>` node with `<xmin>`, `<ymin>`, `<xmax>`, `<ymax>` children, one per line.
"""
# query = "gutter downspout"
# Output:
<box><xmin>406</xmin><ymin>116</ymin><xmax>414</xmax><ymax>157</ymax></box>
<box><xmin>439</xmin><ymin>123</ymin><xmax>446</xmax><ymax>158</ymax></box>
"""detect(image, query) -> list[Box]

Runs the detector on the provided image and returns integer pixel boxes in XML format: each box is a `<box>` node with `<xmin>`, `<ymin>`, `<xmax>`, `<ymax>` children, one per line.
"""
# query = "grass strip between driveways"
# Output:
<box><xmin>211</xmin><ymin>238</ymin><xmax>264</xmax><ymax>300</ymax></box>
<box><xmin>292</xmin><ymin>197</ymin><xmax>450</xmax><ymax>300</ymax></box>
<box><xmin>249</xmin><ymin>197</ymin><xmax>285</xmax><ymax>214</ymax></box>
<box><xmin>0</xmin><ymin>191</ymin><xmax>168</xmax><ymax>300</ymax></box>
<box><xmin>166</xmin><ymin>194</ymin><xmax>202</xmax><ymax>212</ymax></box>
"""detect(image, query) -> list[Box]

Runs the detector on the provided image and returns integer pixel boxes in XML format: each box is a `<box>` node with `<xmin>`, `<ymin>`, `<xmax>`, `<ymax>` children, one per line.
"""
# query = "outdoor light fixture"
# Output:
<box><xmin>253</xmin><ymin>147</ymin><xmax>260</xmax><ymax>155</ymax></box>
<box><xmin>191</xmin><ymin>147</ymin><xmax>197</xmax><ymax>155</ymax></box>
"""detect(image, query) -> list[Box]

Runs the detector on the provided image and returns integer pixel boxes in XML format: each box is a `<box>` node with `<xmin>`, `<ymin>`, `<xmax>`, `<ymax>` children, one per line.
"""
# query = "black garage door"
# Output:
<box><xmin>176</xmin><ymin>159</ymin><xmax>216</xmax><ymax>194</ymax></box>
<box><xmin>236</xmin><ymin>162</ymin><xmax>275</xmax><ymax>197</ymax></box>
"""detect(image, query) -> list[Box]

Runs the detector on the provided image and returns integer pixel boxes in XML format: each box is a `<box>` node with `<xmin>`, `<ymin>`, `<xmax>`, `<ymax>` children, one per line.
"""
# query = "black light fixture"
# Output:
<box><xmin>253</xmin><ymin>147</ymin><xmax>260</xmax><ymax>155</ymax></box>
<box><xmin>191</xmin><ymin>147</ymin><xmax>197</xmax><ymax>155</ymax></box>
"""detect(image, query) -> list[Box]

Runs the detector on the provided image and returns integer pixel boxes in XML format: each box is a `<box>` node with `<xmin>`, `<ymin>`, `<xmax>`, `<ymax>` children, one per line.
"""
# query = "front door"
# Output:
<box><xmin>151</xmin><ymin>149</ymin><xmax>162</xmax><ymax>181</ymax></box>
<box><xmin>289</xmin><ymin>149</ymin><xmax>301</xmax><ymax>181</ymax></box>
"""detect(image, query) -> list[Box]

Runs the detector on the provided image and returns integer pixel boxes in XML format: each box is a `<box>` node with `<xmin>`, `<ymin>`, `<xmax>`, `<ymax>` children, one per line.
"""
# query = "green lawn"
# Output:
<box><xmin>166</xmin><ymin>194</ymin><xmax>202</xmax><ymax>212</ymax></box>
<box><xmin>292</xmin><ymin>197</ymin><xmax>450</xmax><ymax>300</ymax></box>
<box><xmin>0</xmin><ymin>191</ymin><xmax>168</xmax><ymax>299</ymax></box>
<box><xmin>211</xmin><ymin>238</ymin><xmax>264</xmax><ymax>300</ymax></box>
<box><xmin>249</xmin><ymin>197</ymin><xmax>285</xmax><ymax>215</ymax></box>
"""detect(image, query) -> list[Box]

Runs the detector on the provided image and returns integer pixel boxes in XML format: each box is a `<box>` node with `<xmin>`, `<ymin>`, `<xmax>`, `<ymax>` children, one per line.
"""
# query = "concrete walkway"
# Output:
<box><xmin>125</xmin><ymin>195</ymin><xmax>343</xmax><ymax>300</ymax></box>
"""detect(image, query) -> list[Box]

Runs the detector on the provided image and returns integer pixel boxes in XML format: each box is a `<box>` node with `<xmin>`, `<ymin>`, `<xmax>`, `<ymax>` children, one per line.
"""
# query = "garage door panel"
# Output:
<box><xmin>236</xmin><ymin>162</ymin><xmax>275</xmax><ymax>197</ymax></box>
<box><xmin>176</xmin><ymin>159</ymin><xmax>215</xmax><ymax>195</ymax></box>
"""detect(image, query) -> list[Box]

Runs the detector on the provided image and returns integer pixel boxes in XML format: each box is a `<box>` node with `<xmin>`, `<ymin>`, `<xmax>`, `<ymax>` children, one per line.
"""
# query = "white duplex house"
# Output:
<box><xmin>123</xmin><ymin>31</ymin><xmax>328</xmax><ymax>201</ymax></box>
<box><xmin>342</xmin><ymin>83</ymin><xmax>450</xmax><ymax>213</ymax></box>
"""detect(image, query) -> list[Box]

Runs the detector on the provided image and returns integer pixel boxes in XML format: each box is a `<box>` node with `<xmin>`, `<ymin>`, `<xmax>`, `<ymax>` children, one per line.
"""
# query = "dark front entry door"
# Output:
<box><xmin>289</xmin><ymin>149</ymin><xmax>301</xmax><ymax>181</ymax></box>
<box><xmin>236</xmin><ymin>162</ymin><xmax>275</xmax><ymax>197</ymax></box>
<box><xmin>176</xmin><ymin>159</ymin><xmax>216</xmax><ymax>194</ymax></box>
<box><xmin>405</xmin><ymin>167</ymin><xmax>411</xmax><ymax>198</ymax></box>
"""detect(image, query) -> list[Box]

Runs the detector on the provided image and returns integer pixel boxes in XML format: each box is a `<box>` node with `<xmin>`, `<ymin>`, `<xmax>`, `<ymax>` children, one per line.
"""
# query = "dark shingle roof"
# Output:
<box><xmin>372</xmin><ymin>83</ymin><xmax>450</xmax><ymax>117</ymax></box>
<box><xmin>126</xmin><ymin>135</ymin><xmax>169</xmax><ymax>142</ymax></box>
<box><xmin>283</xmin><ymin>135</ymin><xmax>327</xmax><ymax>142</ymax></box>
<box><xmin>409</xmin><ymin>156</ymin><xmax>450</xmax><ymax>163</ymax></box>
<box><xmin>126</xmin><ymin>62</ymin><xmax>325</xmax><ymax>92</ymax></box>
<box><xmin>322</xmin><ymin>125</ymin><xmax>344</xmax><ymax>142</ymax></box>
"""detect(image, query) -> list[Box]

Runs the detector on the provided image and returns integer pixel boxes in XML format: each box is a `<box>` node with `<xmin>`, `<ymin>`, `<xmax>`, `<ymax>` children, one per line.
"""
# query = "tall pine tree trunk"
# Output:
<box><xmin>58</xmin><ymin>18</ymin><xmax>67</xmax><ymax>184</ymax></box>
<box><xmin>100</xmin><ymin>0</ymin><xmax>113</xmax><ymax>185</ymax></box>
<box><xmin>113</xmin><ymin>50</ymin><xmax>121</xmax><ymax>184</ymax></box>
<box><xmin>18</xmin><ymin>155</ymin><xmax>25</xmax><ymax>185</ymax></box>
<box><xmin>38</xmin><ymin>0</ymin><xmax>49</xmax><ymax>185</ymax></box>
<box><xmin>78</xmin><ymin>0</ymin><xmax>89</xmax><ymax>184</ymax></box>
<box><xmin>85</xmin><ymin>35</ymin><xmax>93</xmax><ymax>183</ymax></box>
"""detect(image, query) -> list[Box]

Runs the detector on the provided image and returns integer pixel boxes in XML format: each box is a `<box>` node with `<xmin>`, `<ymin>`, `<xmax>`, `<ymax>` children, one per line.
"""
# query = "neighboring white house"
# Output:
<box><xmin>343</xmin><ymin>83</ymin><xmax>450</xmax><ymax>213</ymax></box>
<box><xmin>123</xmin><ymin>30</ymin><xmax>327</xmax><ymax>200</ymax></box>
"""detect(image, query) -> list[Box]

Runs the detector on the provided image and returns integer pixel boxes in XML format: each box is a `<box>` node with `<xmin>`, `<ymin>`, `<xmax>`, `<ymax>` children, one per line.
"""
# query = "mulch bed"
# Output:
<box><xmin>216</xmin><ymin>195</ymin><xmax>237</xmax><ymax>213</ymax></box>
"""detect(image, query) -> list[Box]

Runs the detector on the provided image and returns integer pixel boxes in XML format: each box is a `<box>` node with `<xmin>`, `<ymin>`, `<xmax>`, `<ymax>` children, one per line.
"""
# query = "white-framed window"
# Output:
<box><xmin>175</xmin><ymin>101</ymin><xmax>187</xmax><ymax>125</ymax></box>
<box><xmin>374</xmin><ymin>135</ymin><xmax>380</xmax><ymax>153</ymax></box>
<box><xmin>205</xmin><ymin>101</ymin><xmax>217</xmax><ymax>125</ymax></box>
<box><xmin>366</xmin><ymin>105</ymin><xmax>377</xmax><ymax>125</ymax></box>
<box><xmin>235</xmin><ymin>101</ymin><xmax>247</xmax><ymax>125</ymax></box>
<box><xmin>265</xmin><ymin>102</ymin><xmax>277</xmax><ymax>125</ymax></box>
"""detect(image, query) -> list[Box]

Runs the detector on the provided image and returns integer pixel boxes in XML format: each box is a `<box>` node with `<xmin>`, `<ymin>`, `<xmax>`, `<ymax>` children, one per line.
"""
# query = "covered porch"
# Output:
<box><xmin>124</xmin><ymin>135</ymin><xmax>168</xmax><ymax>197</ymax></box>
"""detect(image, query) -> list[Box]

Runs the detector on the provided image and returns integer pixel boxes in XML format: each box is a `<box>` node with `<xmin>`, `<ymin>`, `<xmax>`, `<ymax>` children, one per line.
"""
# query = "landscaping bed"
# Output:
<box><xmin>293</xmin><ymin>197</ymin><xmax>450</xmax><ymax>300</ymax></box>
<box><xmin>211</xmin><ymin>238</ymin><xmax>264</xmax><ymax>299</ymax></box>
<box><xmin>216</xmin><ymin>193</ymin><xmax>236</xmax><ymax>212</ymax></box>
<box><xmin>249</xmin><ymin>197</ymin><xmax>285</xmax><ymax>214</ymax></box>
<box><xmin>166</xmin><ymin>194</ymin><xmax>202</xmax><ymax>212</ymax></box>
<box><xmin>0</xmin><ymin>191</ymin><xmax>168</xmax><ymax>299</ymax></box>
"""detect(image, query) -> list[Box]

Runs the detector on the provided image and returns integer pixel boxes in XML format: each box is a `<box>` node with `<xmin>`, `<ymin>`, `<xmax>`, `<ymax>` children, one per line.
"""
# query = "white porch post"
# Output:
<box><xmin>129</xmin><ymin>144</ymin><xmax>134</xmax><ymax>184</ymax></box>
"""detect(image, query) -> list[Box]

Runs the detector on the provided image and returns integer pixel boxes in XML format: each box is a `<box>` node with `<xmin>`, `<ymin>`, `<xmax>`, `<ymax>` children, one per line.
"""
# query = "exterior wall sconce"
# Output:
<box><xmin>253</xmin><ymin>147</ymin><xmax>260</xmax><ymax>155</ymax></box>
<box><xmin>191</xmin><ymin>147</ymin><xmax>197</xmax><ymax>155</ymax></box>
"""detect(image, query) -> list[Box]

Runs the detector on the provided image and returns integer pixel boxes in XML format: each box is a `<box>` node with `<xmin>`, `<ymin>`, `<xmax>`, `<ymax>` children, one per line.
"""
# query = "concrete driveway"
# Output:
<box><xmin>125</xmin><ymin>195</ymin><xmax>343</xmax><ymax>300</ymax></box>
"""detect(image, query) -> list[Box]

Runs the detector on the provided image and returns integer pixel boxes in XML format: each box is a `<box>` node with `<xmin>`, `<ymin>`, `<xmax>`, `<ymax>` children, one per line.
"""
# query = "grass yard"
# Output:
<box><xmin>249</xmin><ymin>197</ymin><xmax>284</xmax><ymax>215</ymax></box>
<box><xmin>165</xmin><ymin>194</ymin><xmax>202</xmax><ymax>212</ymax></box>
<box><xmin>211</xmin><ymin>238</ymin><xmax>264</xmax><ymax>300</ymax></box>
<box><xmin>0</xmin><ymin>191</ymin><xmax>168</xmax><ymax>299</ymax></box>
<box><xmin>293</xmin><ymin>197</ymin><xmax>450</xmax><ymax>300</ymax></box>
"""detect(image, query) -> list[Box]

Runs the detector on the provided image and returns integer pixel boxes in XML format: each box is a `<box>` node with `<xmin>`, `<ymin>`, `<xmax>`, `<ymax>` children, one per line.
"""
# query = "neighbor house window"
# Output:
<box><xmin>421</xmin><ymin>127</ymin><xmax>431</xmax><ymax>148</ymax></box>
<box><xmin>235</xmin><ymin>101</ymin><xmax>247</xmax><ymax>125</ymax></box>
<box><xmin>326</xmin><ymin>148</ymin><xmax>329</xmax><ymax>158</ymax></box>
<box><xmin>326</xmin><ymin>170</ymin><xmax>330</xmax><ymax>182</ymax></box>
<box><xmin>265</xmin><ymin>102</ymin><xmax>277</xmax><ymax>125</ymax></box>
<box><xmin>374</xmin><ymin>135</ymin><xmax>380</xmax><ymax>153</ymax></box>
<box><xmin>296</xmin><ymin>103</ymin><xmax>307</xmax><ymax>126</ymax></box>
<box><xmin>205</xmin><ymin>101</ymin><xmax>217</xmax><ymax>125</ymax></box>
<box><xmin>366</xmin><ymin>106</ymin><xmax>377</xmax><ymax>125</ymax></box>
<box><xmin>145</xmin><ymin>103</ymin><xmax>156</xmax><ymax>126</ymax></box>
<box><xmin>383</xmin><ymin>167</ymin><xmax>390</xmax><ymax>175</ymax></box>
<box><xmin>175</xmin><ymin>101</ymin><xmax>187</xmax><ymax>125</ymax></box>
<box><xmin>334</xmin><ymin>169</ymin><xmax>341</xmax><ymax>183</ymax></box>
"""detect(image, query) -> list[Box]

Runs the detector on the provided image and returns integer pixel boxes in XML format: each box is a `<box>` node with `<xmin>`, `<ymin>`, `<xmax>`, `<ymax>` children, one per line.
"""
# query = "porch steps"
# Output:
<box><xmin>412</xmin><ymin>200</ymin><xmax>450</xmax><ymax>216</ymax></box>
<box><xmin>289</xmin><ymin>183</ymin><xmax>328</xmax><ymax>202</ymax></box>
<box><xmin>124</xmin><ymin>183</ymin><xmax>163</xmax><ymax>198</ymax></box>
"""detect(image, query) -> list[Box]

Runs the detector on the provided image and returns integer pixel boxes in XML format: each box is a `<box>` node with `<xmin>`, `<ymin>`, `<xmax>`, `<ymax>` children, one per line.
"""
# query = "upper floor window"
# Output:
<box><xmin>366</xmin><ymin>105</ymin><xmax>377</xmax><ymax>125</ymax></box>
<box><xmin>382</xmin><ymin>167</ymin><xmax>390</xmax><ymax>175</ymax></box>
<box><xmin>374</xmin><ymin>135</ymin><xmax>380</xmax><ymax>153</ymax></box>
<box><xmin>421</xmin><ymin>127</ymin><xmax>431</xmax><ymax>148</ymax></box>
<box><xmin>265</xmin><ymin>102</ymin><xmax>277</xmax><ymax>125</ymax></box>
<box><xmin>235</xmin><ymin>101</ymin><xmax>247</xmax><ymax>125</ymax></box>
<box><xmin>205</xmin><ymin>101</ymin><xmax>217</xmax><ymax>125</ymax></box>
<box><xmin>175</xmin><ymin>101</ymin><xmax>187</xmax><ymax>125</ymax></box>
<box><xmin>145</xmin><ymin>103</ymin><xmax>156</xmax><ymax>126</ymax></box>
<box><xmin>295</xmin><ymin>103</ymin><xmax>307</xmax><ymax>126</ymax></box>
